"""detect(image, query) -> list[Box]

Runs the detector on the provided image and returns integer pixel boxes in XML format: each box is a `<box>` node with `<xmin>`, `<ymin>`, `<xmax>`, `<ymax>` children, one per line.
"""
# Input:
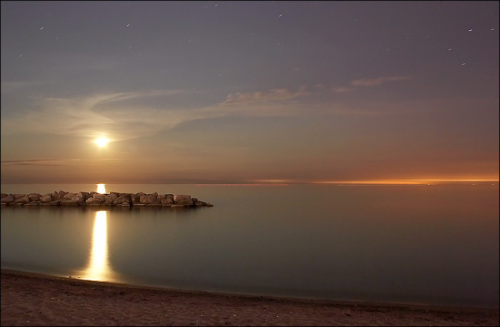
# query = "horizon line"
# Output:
<box><xmin>1</xmin><ymin>178</ymin><xmax>499</xmax><ymax>186</ymax></box>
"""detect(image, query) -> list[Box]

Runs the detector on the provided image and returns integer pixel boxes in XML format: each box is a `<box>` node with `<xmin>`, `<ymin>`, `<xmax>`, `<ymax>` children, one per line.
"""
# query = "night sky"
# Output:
<box><xmin>1</xmin><ymin>1</ymin><xmax>498</xmax><ymax>184</ymax></box>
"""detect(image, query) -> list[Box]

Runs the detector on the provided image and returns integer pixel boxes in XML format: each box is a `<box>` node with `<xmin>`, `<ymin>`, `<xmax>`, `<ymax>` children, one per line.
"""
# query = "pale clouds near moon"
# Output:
<box><xmin>1</xmin><ymin>76</ymin><xmax>412</xmax><ymax>142</ymax></box>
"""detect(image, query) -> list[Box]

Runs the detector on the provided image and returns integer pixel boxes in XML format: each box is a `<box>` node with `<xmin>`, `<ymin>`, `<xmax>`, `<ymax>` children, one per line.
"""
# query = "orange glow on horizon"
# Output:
<box><xmin>194</xmin><ymin>183</ymin><xmax>289</xmax><ymax>186</ymax></box>
<box><xmin>313</xmin><ymin>178</ymin><xmax>499</xmax><ymax>185</ymax></box>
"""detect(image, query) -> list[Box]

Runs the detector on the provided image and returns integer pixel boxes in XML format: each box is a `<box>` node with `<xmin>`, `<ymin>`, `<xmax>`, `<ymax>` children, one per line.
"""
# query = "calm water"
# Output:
<box><xmin>1</xmin><ymin>183</ymin><xmax>498</xmax><ymax>308</ymax></box>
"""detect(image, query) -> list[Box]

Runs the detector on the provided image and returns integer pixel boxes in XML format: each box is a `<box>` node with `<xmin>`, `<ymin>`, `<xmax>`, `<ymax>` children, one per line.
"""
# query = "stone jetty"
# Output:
<box><xmin>0</xmin><ymin>191</ymin><xmax>213</xmax><ymax>208</ymax></box>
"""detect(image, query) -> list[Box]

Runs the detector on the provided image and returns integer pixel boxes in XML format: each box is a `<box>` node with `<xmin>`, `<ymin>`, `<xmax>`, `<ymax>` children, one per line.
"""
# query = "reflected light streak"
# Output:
<box><xmin>97</xmin><ymin>183</ymin><xmax>106</xmax><ymax>194</ymax></box>
<box><xmin>81</xmin><ymin>210</ymin><xmax>115</xmax><ymax>281</ymax></box>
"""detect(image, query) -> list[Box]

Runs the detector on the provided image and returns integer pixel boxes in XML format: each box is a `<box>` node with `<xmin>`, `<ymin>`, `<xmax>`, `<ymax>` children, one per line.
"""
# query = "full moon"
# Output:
<box><xmin>95</xmin><ymin>137</ymin><xmax>109</xmax><ymax>147</ymax></box>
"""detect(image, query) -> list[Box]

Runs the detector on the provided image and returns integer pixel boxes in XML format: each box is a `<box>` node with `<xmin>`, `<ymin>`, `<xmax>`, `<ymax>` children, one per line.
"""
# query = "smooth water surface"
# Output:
<box><xmin>1</xmin><ymin>183</ymin><xmax>498</xmax><ymax>308</ymax></box>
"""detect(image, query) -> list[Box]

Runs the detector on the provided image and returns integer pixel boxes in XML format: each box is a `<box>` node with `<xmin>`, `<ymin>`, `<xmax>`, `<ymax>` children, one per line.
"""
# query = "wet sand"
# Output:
<box><xmin>1</xmin><ymin>269</ymin><xmax>498</xmax><ymax>326</ymax></box>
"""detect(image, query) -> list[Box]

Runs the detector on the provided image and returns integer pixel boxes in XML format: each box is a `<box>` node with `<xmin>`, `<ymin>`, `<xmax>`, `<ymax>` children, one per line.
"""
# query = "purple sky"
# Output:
<box><xmin>1</xmin><ymin>1</ymin><xmax>498</xmax><ymax>184</ymax></box>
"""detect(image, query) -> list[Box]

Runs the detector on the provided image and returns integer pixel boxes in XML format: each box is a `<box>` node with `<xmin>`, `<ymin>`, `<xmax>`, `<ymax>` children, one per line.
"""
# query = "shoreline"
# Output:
<box><xmin>2</xmin><ymin>269</ymin><xmax>498</xmax><ymax>326</ymax></box>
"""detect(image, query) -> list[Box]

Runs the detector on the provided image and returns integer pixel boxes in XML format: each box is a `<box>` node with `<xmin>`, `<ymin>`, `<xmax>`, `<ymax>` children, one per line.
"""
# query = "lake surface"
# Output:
<box><xmin>1</xmin><ymin>183</ymin><xmax>498</xmax><ymax>308</ymax></box>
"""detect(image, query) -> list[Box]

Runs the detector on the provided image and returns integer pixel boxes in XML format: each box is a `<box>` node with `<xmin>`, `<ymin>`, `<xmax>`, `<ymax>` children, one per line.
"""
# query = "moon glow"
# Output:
<box><xmin>95</xmin><ymin>137</ymin><xmax>109</xmax><ymax>147</ymax></box>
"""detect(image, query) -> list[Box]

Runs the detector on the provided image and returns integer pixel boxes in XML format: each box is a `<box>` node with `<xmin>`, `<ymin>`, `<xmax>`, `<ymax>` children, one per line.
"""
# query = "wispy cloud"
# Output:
<box><xmin>1</xmin><ymin>79</ymin><xmax>415</xmax><ymax>142</ymax></box>
<box><xmin>222</xmin><ymin>85</ymin><xmax>309</xmax><ymax>105</ymax></box>
<box><xmin>1</xmin><ymin>89</ymin><xmax>197</xmax><ymax>142</ymax></box>
<box><xmin>350</xmin><ymin>76</ymin><xmax>411</xmax><ymax>87</ymax></box>
<box><xmin>331</xmin><ymin>86</ymin><xmax>356</xmax><ymax>93</ymax></box>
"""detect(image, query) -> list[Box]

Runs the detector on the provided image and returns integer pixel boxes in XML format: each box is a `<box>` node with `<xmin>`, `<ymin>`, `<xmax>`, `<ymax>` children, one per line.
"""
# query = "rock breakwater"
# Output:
<box><xmin>0</xmin><ymin>191</ymin><xmax>213</xmax><ymax>208</ymax></box>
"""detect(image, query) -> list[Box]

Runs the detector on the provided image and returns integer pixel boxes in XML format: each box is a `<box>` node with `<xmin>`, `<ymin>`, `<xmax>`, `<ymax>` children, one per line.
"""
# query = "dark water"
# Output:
<box><xmin>1</xmin><ymin>183</ymin><xmax>498</xmax><ymax>308</ymax></box>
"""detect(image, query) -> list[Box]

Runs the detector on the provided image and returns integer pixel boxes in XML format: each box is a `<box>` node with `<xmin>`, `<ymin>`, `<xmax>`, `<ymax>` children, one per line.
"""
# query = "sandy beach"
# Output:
<box><xmin>1</xmin><ymin>269</ymin><xmax>498</xmax><ymax>326</ymax></box>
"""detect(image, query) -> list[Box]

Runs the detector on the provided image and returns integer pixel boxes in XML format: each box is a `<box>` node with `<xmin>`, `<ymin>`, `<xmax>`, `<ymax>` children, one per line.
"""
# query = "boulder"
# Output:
<box><xmin>60</xmin><ymin>192</ymin><xmax>85</xmax><ymax>204</ymax></box>
<box><xmin>173</xmin><ymin>194</ymin><xmax>193</xmax><ymax>206</ymax></box>
<box><xmin>86</xmin><ymin>193</ymin><xmax>105</xmax><ymax>205</ymax></box>
<box><xmin>62</xmin><ymin>192</ymin><xmax>76</xmax><ymax>200</ymax></box>
<box><xmin>140</xmin><ymin>193</ymin><xmax>158</xmax><ymax>205</ymax></box>
<box><xmin>81</xmin><ymin>192</ymin><xmax>90</xmax><ymax>201</ymax></box>
<box><xmin>12</xmin><ymin>195</ymin><xmax>30</xmax><ymax>205</ymax></box>
<box><xmin>113</xmin><ymin>194</ymin><xmax>131</xmax><ymax>206</ymax></box>
<box><xmin>51</xmin><ymin>191</ymin><xmax>61</xmax><ymax>200</ymax></box>
<box><xmin>160</xmin><ymin>197</ymin><xmax>174</xmax><ymax>207</ymax></box>
<box><xmin>39</xmin><ymin>194</ymin><xmax>52</xmax><ymax>203</ymax></box>
<box><xmin>104</xmin><ymin>193</ymin><xmax>118</xmax><ymax>205</ymax></box>
<box><xmin>131</xmin><ymin>192</ymin><xmax>144</xmax><ymax>205</ymax></box>
<box><xmin>1</xmin><ymin>195</ymin><xmax>14</xmax><ymax>204</ymax></box>
<box><xmin>28</xmin><ymin>193</ymin><xmax>40</xmax><ymax>201</ymax></box>
<box><xmin>75</xmin><ymin>192</ymin><xmax>85</xmax><ymax>203</ymax></box>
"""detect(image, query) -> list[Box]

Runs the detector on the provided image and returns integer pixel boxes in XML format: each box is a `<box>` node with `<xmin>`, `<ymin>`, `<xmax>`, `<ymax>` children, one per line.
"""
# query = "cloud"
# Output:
<box><xmin>3</xmin><ymin>86</ymin><xmax>309</xmax><ymax>143</ymax></box>
<box><xmin>350</xmin><ymin>76</ymin><xmax>411</xmax><ymax>87</ymax></box>
<box><xmin>1</xmin><ymin>89</ymin><xmax>196</xmax><ymax>142</ymax></box>
<box><xmin>332</xmin><ymin>86</ymin><xmax>356</xmax><ymax>93</ymax></box>
<box><xmin>1</xmin><ymin>81</ymin><xmax>413</xmax><ymax>143</ymax></box>
<box><xmin>222</xmin><ymin>85</ymin><xmax>309</xmax><ymax>105</ymax></box>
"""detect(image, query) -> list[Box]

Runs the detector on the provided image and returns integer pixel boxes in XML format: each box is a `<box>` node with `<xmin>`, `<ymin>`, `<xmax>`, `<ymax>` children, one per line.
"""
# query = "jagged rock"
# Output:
<box><xmin>28</xmin><ymin>193</ymin><xmax>40</xmax><ymax>201</ymax></box>
<box><xmin>1</xmin><ymin>195</ymin><xmax>14</xmax><ymax>204</ymax></box>
<box><xmin>1</xmin><ymin>191</ymin><xmax>213</xmax><ymax>208</ymax></box>
<box><xmin>62</xmin><ymin>192</ymin><xmax>76</xmax><ymax>200</ymax></box>
<box><xmin>91</xmin><ymin>193</ymin><xmax>106</xmax><ymax>203</ymax></box>
<box><xmin>140</xmin><ymin>193</ymin><xmax>158</xmax><ymax>205</ymax></box>
<box><xmin>173</xmin><ymin>194</ymin><xmax>193</xmax><ymax>206</ymax></box>
<box><xmin>160</xmin><ymin>196</ymin><xmax>174</xmax><ymax>207</ymax></box>
<box><xmin>76</xmin><ymin>192</ymin><xmax>86</xmax><ymax>203</ymax></box>
<box><xmin>12</xmin><ymin>195</ymin><xmax>30</xmax><ymax>205</ymax></box>
<box><xmin>40</xmin><ymin>194</ymin><xmax>52</xmax><ymax>203</ymax></box>
<box><xmin>51</xmin><ymin>191</ymin><xmax>61</xmax><ymax>200</ymax></box>
<box><xmin>104</xmin><ymin>193</ymin><xmax>118</xmax><ymax>205</ymax></box>
<box><xmin>131</xmin><ymin>192</ymin><xmax>144</xmax><ymax>205</ymax></box>
<box><xmin>113</xmin><ymin>194</ymin><xmax>131</xmax><ymax>206</ymax></box>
